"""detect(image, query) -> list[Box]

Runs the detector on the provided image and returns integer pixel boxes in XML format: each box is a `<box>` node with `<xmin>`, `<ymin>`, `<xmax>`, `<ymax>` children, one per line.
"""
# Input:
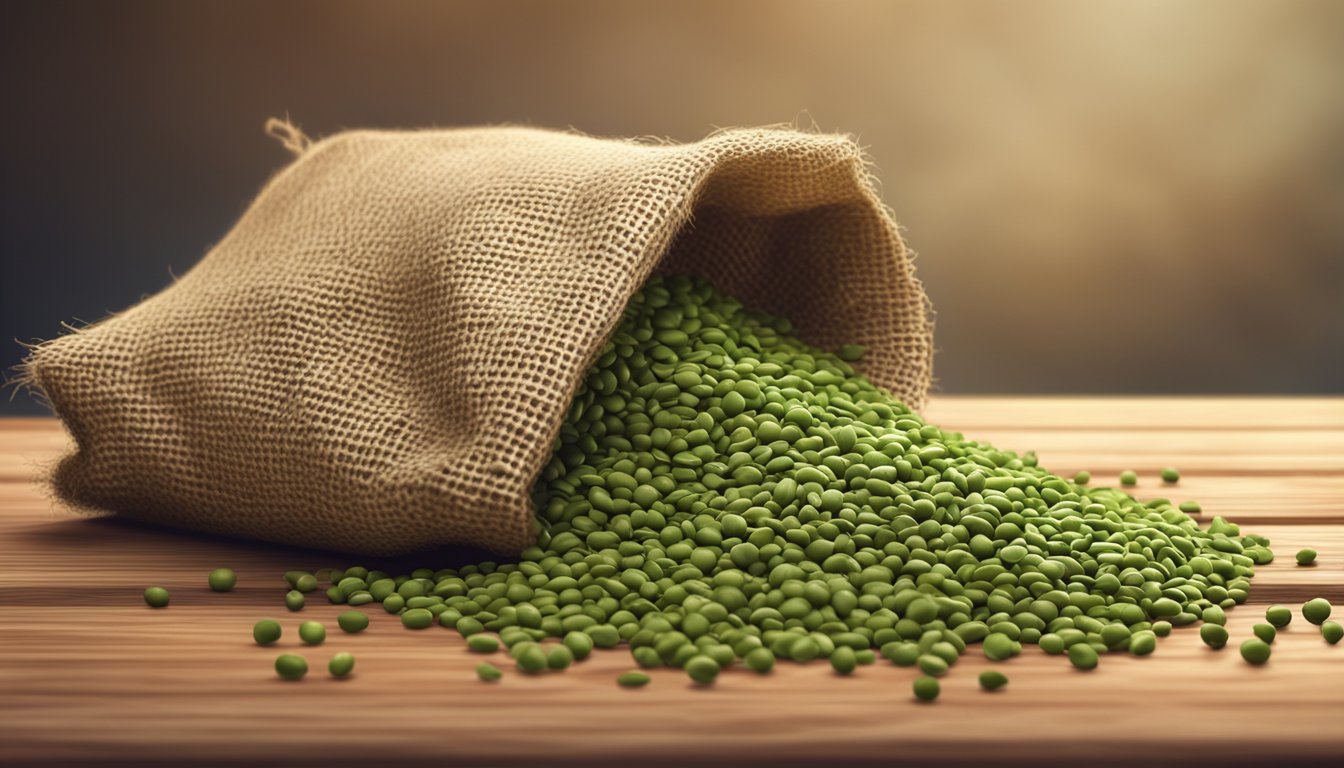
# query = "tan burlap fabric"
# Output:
<box><xmin>21</xmin><ymin>123</ymin><xmax>933</xmax><ymax>555</ymax></box>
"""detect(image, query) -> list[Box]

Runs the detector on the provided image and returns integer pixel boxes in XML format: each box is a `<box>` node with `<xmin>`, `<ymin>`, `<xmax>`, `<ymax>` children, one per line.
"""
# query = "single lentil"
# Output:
<box><xmin>1069</xmin><ymin>644</ymin><xmax>1099</xmax><ymax>671</ymax></box>
<box><xmin>143</xmin><ymin>587</ymin><xmax>170</xmax><ymax>608</ymax></box>
<box><xmin>328</xmin><ymin>652</ymin><xmax>355</xmax><ymax>678</ymax></box>
<box><xmin>468</xmin><ymin>635</ymin><xmax>501</xmax><ymax>653</ymax></box>
<box><xmin>617</xmin><ymin>671</ymin><xmax>652</xmax><ymax>687</ymax></box>
<box><xmin>299</xmin><ymin>621</ymin><xmax>326</xmax><ymax>646</ymax></box>
<box><xmin>1252</xmin><ymin>623</ymin><xmax>1277</xmax><ymax>644</ymax></box>
<box><xmin>1199</xmin><ymin>624</ymin><xmax>1229</xmax><ymax>649</ymax></box>
<box><xmin>1302</xmin><ymin>598</ymin><xmax>1332</xmax><ymax>625</ymax></box>
<box><xmin>1120</xmin><ymin>470</ymin><xmax>1138</xmax><ymax>486</ymax></box>
<box><xmin>275</xmin><ymin>654</ymin><xmax>308</xmax><ymax>680</ymax></box>
<box><xmin>1073</xmin><ymin>471</ymin><xmax>1090</xmax><ymax>485</ymax></box>
<box><xmin>285</xmin><ymin>590</ymin><xmax>305</xmax><ymax>612</ymax></box>
<box><xmin>1240</xmin><ymin>639</ymin><xmax>1271</xmax><ymax>665</ymax></box>
<box><xmin>476</xmin><ymin>663</ymin><xmax>503</xmax><ymax>682</ymax></box>
<box><xmin>1266</xmin><ymin>606</ymin><xmax>1293</xmax><ymax>628</ymax></box>
<box><xmin>337</xmin><ymin>610</ymin><xmax>369</xmax><ymax>633</ymax></box>
<box><xmin>208</xmin><ymin>567</ymin><xmax>237</xmax><ymax>592</ymax></box>
<box><xmin>685</xmin><ymin>655</ymin><xmax>720</xmax><ymax>684</ymax></box>
<box><xmin>912</xmin><ymin>676</ymin><xmax>940</xmax><ymax>702</ymax></box>
<box><xmin>1295</xmin><ymin>549</ymin><xmax>1316</xmax><ymax>566</ymax></box>
<box><xmin>978</xmin><ymin>670</ymin><xmax>1008</xmax><ymax>691</ymax></box>
<box><xmin>253</xmin><ymin>619</ymin><xmax>282</xmax><ymax>645</ymax></box>
<box><xmin>1161</xmin><ymin>467</ymin><xmax>1180</xmax><ymax>483</ymax></box>
<box><xmin>1322</xmin><ymin>621</ymin><xmax>1343</xmax><ymax>645</ymax></box>
<box><xmin>401</xmin><ymin>608</ymin><xmax>434</xmax><ymax>629</ymax></box>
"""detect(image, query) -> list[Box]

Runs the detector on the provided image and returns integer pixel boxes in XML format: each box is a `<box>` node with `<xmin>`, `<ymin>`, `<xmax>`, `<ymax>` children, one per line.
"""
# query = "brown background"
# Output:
<box><xmin>3</xmin><ymin>0</ymin><xmax>1342</xmax><ymax>413</ymax></box>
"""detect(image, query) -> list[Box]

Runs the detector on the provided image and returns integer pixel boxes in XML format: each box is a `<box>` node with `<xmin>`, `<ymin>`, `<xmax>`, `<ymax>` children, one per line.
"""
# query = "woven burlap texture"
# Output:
<box><xmin>22</xmin><ymin>124</ymin><xmax>934</xmax><ymax>555</ymax></box>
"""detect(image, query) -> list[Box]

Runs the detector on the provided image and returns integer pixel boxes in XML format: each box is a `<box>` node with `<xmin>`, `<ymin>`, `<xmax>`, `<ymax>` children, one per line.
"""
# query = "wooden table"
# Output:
<box><xmin>2</xmin><ymin>397</ymin><xmax>1342</xmax><ymax>767</ymax></box>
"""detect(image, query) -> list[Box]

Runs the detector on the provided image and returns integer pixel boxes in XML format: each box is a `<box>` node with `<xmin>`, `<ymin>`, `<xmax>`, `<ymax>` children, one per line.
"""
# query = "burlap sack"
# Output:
<box><xmin>21</xmin><ymin>122</ymin><xmax>933</xmax><ymax>556</ymax></box>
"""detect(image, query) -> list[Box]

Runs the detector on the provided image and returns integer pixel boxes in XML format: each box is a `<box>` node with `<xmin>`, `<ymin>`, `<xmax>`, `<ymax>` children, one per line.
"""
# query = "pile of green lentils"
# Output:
<box><xmin>147</xmin><ymin>275</ymin><xmax>1339</xmax><ymax>698</ymax></box>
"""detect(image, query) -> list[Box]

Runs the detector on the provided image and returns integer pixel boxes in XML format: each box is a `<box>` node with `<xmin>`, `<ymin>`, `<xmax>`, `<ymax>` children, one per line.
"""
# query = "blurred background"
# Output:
<box><xmin>3</xmin><ymin>0</ymin><xmax>1342</xmax><ymax>413</ymax></box>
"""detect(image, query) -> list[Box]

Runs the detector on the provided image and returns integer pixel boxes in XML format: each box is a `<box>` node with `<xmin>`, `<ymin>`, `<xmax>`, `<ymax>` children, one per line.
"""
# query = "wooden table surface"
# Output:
<box><xmin>2</xmin><ymin>397</ymin><xmax>1342</xmax><ymax>767</ymax></box>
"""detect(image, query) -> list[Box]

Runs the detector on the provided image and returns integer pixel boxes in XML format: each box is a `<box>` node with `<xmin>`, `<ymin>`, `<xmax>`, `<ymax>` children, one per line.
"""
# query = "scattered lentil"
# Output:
<box><xmin>208</xmin><ymin>567</ymin><xmax>237</xmax><ymax>592</ymax></box>
<box><xmin>1266</xmin><ymin>606</ymin><xmax>1293</xmax><ymax>628</ymax></box>
<box><xmin>617</xmin><ymin>671</ymin><xmax>651</xmax><ymax>687</ymax></box>
<box><xmin>143</xmin><ymin>587</ymin><xmax>170</xmax><ymax>608</ymax></box>
<box><xmin>299</xmin><ymin>621</ymin><xmax>326</xmax><ymax>646</ymax></box>
<box><xmin>253</xmin><ymin>619</ymin><xmax>282</xmax><ymax>645</ymax></box>
<box><xmin>328</xmin><ymin>652</ymin><xmax>355</xmax><ymax>677</ymax></box>
<box><xmin>275</xmin><ymin>654</ymin><xmax>308</xmax><ymax>680</ymax></box>
<box><xmin>912</xmin><ymin>676</ymin><xmax>940</xmax><ymax>701</ymax></box>
<box><xmin>1199</xmin><ymin>624</ymin><xmax>1228</xmax><ymax>649</ymax></box>
<box><xmin>1302</xmin><ymin>598</ymin><xmax>1332</xmax><ymax>625</ymax></box>
<box><xmin>337</xmin><ymin>611</ymin><xmax>369</xmax><ymax>633</ymax></box>
<box><xmin>1239</xmin><ymin>639</ymin><xmax>1271</xmax><ymax>665</ymax></box>
<box><xmin>978</xmin><ymin>670</ymin><xmax>1008</xmax><ymax>691</ymax></box>
<box><xmin>285</xmin><ymin>590</ymin><xmax>305</xmax><ymax>612</ymax></box>
<box><xmin>1322</xmin><ymin>621</ymin><xmax>1343</xmax><ymax>645</ymax></box>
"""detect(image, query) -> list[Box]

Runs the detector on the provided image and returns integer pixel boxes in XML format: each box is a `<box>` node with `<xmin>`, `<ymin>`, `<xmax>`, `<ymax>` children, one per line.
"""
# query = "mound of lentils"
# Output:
<box><xmin>307</xmin><ymin>275</ymin><xmax>1280</xmax><ymax>687</ymax></box>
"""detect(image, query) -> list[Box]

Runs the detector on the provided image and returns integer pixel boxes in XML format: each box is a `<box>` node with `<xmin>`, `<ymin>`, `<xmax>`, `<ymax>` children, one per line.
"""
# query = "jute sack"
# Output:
<box><xmin>22</xmin><ymin>122</ymin><xmax>934</xmax><ymax>556</ymax></box>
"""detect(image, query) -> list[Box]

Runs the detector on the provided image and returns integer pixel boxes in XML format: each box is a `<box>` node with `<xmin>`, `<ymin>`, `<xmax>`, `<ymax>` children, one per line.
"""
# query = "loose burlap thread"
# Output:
<box><xmin>21</xmin><ymin>123</ymin><xmax>934</xmax><ymax>555</ymax></box>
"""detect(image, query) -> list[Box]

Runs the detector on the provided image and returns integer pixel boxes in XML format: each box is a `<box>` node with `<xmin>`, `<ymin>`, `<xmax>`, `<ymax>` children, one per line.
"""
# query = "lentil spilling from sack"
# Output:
<box><xmin>247</xmin><ymin>275</ymin><xmax>1314</xmax><ymax>688</ymax></box>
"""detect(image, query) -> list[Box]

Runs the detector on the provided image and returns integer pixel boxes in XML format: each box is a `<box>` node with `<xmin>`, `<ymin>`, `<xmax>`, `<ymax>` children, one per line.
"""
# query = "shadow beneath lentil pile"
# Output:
<box><xmin>12</xmin><ymin>513</ymin><xmax>512</xmax><ymax>588</ymax></box>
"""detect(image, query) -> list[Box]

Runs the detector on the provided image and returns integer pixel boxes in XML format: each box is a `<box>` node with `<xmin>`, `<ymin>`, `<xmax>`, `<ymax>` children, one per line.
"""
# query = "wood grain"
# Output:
<box><xmin>1</xmin><ymin>399</ymin><xmax>1342</xmax><ymax>768</ymax></box>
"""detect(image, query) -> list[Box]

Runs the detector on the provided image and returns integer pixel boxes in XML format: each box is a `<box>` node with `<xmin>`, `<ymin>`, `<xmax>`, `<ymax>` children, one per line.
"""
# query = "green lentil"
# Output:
<box><xmin>1295</xmin><ymin>549</ymin><xmax>1317</xmax><ymax>566</ymax></box>
<box><xmin>1120</xmin><ymin>470</ymin><xmax>1138</xmax><ymax>486</ymax></box>
<box><xmin>831</xmin><ymin>646</ymin><xmax>857</xmax><ymax>675</ymax></box>
<box><xmin>253</xmin><ymin>619</ymin><xmax>282</xmax><ymax>645</ymax></box>
<box><xmin>299</xmin><ymin>621</ymin><xmax>326</xmax><ymax>646</ymax></box>
<box><xmin>1322</xmin><ymin>621</ymin><xmax>1343</xmax><ymax>645</ymax></box>
<box><xmin>547</xmin><ymin>646</ymin><xmax>575</xmax><ymax>670</ymax></box>
<box><xmin>1252</xmin><ymin>623</ymin><xmax>1277</xmax><ymax>644</ymax></box>
<box><xmin>1179</xmin><ymin>501</ymin><xmax>1201</xmax><ymax>515</ymax></box>
<box><xmin>1199</xmin><ymin>624</ymin><xmax>1229</xmax><ymax>650</ymax></box>
<box><xmin>468</xmin><ymin>635</ymin><xmax>501</xmax><ymax>653</ymax></box>
<box><xmin>476</xmin><ymin>663</ymin><xmax>503</xmax><ymax>682</ymax></box>
<box><xmin>1239</xmin><ymin>638</ymin><xmax>1271</xmax><ymax>665</ymax></box>
<box><xmin>912</xmin><ymin>676</ymin><xmax>940</xmax><ymax>702</ymax></box>
<box><xmin>617</xmin><ymin>671</ymin><xmax>651</xmax><ymax>687</ymax></box>
<box><xmin>275</xmin><ymin>654</ymin><xmax>308</xmax><ymax>680</ymax></box>
<box><xmin>1302</xmin><ymin>598</ymin><xmax>1332</xmax><ymax>625</ymax></box>
<box><xmin>401</xmin><ymin>608</ymin><xmax>434</xmax><ymax>630</ymax></box>
<box><xmin>515</xmin><ymin>643</ymin><xmax>548</xmax><ymax>673</ymax></box>
<box><xmin>1266</xmin><ymin>605</ymin><xmax>1293</xmax><ymax>628</ymax></box>
<box><xmin>1152</xmin><ymin>621</ymin><xmax>1172</xmax><ymax>637</ymax></box>
<box><xmin>337</xmin><ymin>610</ymin><xmax>369</xmax><ymax>633</ymax></box>
<box><xmin>978</xmin><ymin>670</ymin><xmax>1008</xmax><ymax>691</ymax></box>
<box><xmin>685</xmin><ymin>655</ymin><xmax>720</xmax><ymax>684</ymax></box>
<box><xmin>983</xmin><ymin>633</ymin><xmax>1019</xmax><ymax>662</ymax></box>
<box><xmin>208</xmin><ymin>567</ymin><xmax>237</xmax><ymax>592</ymax></box>
<box><xmin>563</xmin><ymin>631</ymin><xmax>594</xmax><ymax>661</ymax></box>
<box><xmin>284</xmin><ymin>590</ymin><xmax>305</xmax><ymax>612</ymax></box>
<box><xmin>1128</xmin><ymin>631</ymin><xmax>1156</xmax><ymax>656</ymax></box>
<box><xmin>1161</xmin><ymin>467</ymin><xmax>1180</xmax><ymax>483</ymax></box>
<box><xmin>745</xmin><ymin>647</ymin><xmax>775</xmax><ymax>674</ymax></box>
<box><xmin>1068</xmin><ymin>644</ymin><xmax>1099</xmax><ymax>671</ymax></box>
<box><xmin>328</xmin><ymin>652</ymin><xmax>355</xmax><ymax>678</ymax></box>
<box><xmin>143</xmin><ymin>587</ymin><xmax>170</xmax><ymax>608</ymax></box>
